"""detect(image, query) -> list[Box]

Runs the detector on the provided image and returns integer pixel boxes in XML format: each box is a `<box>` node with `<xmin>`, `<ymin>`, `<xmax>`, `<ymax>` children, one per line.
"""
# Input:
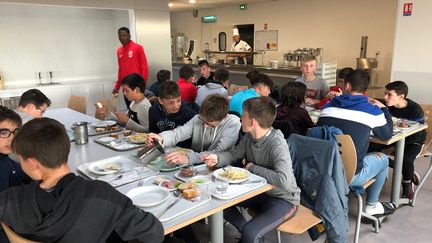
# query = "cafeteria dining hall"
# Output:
<box><xmin>0</xmin><ymin>0</ymin><xmax>431</xmax><ymax>242</ymax></box>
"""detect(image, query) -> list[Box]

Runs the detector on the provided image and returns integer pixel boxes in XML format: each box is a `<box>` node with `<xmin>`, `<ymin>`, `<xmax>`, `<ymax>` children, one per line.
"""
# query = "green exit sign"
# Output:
<box><xmin>240</xmin><ymin>4</ymin><xmax>247</xmax><ymax>10</ymax></box>
<box><xmin>201</xmin><ymin>15</ymin><xmax>217</xmax><ymax>23</ymax></box>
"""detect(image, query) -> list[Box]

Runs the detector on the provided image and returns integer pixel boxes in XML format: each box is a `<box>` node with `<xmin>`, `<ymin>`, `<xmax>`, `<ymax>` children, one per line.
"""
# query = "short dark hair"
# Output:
<box><xmin>118</xmin><ymin>27</ymin><xmax>130</xmax><ymax>34</ymax></box>
<box><xmin>246</xmin><ymin>70</ymin><xmax>260</xmax><ymax>83</ymax></box>
<box><xmin>251</xmin><ymin>73</ymin><xmax>273</xmax><ymax>90</ymax></box>
<box><xmin>385</xmin><ymin>81</ymin><xmax>409</xmax><ymax>98</ymax></box>
<box><xmin>0</xmin><ymin>106</ymin><xmax>22</xmax><ymax>127</ymax></box>
<box><xmin>121</xmin><ymin>73</ymin><xmax>146</xmax><ymax>93</ymax></box>
<box><xmin>199</xmin><ymin>94</ymin><xmax>229</xmax><ymax>122</ymax></box>
<box><xmin>159</xmin><ymin>81</ymin><xmax>181</xmax><ymax>99</ymax></box>
<box><xmin>198</xmin><ymin>60</ymin><xmax>210</xmax><ymax>67</ymax></box>
<box><xmin>338</xmin><ymin>67</ymin><xmax>354</xmax><ymax>80</ymax></box>
<box><xmin>344</xmin><ymin>69</ymin><xmax>370</xmax><ymax>93</ymax></box>
<box><xmin>214</xmin><ymin>67</ymin><xmax>229</xmax><ymax>82</ymax></box>
<box><xmin>243</xmin><ymin>96</ymin><xmax>276</xmax><ymax>129</ymax></box>
<box><xmin>157</xmin><ymin>70</ymin><xmax>171</xmax><ymax>83</ymax></box>
<box><xmin>179</xmin><ymin>66</ymin><xmax>195</xmax><ymax>80</ymax></box>
<box><xmin>12</xmin><ymin>118</ymin><xmax>70</xmax><ymax>168</ymax></box>
<box><xmin>18</xmin><ymin>89</ymin><xmax>51</xmax><ymax>108</ymax></box>
<box><xmin>280</xmin><ymin>82</ymin><xmax>307</xmax><ymax>107</ymax></box>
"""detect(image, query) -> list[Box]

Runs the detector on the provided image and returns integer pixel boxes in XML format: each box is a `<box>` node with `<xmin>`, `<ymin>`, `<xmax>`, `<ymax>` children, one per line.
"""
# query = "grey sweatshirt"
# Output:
<box><xmin>217</xmin><ymin>129</ymin><xmax>301</xmax><ymax>205</ymax></box>
<box><xmin>195</xmin><ymin>82</ymin><xmax>228</xmax><ymax>106</ymax></box>
<box><xmin>161</xmin><ymin>114</ymin><xmax>241</xmax><ymax>164</ymax></box>
<box><xmin>107</xmin><ymin>97</ymin><xmax>151</xmax><ymax>132</ymax></box>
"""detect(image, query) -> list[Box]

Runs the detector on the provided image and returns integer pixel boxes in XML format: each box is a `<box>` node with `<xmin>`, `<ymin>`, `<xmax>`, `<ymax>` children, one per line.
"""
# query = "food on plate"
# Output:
<box><xmin>95</xmin><ymin>163</ymin><xmax>121</xmax><ymax>172</ymax></box>
<box><xmin>109</xmin><ymin>133</ymin><xmax>119</xmax><ymax>139</ymax></box>
<box><xmin>219</xmin><ymin>168</ymin><xmax>248</xmax><ymax>180</ymax></box>
<box><xmin>182</xmin><ymin>188</ymin><xmax>200</xmax><ymax>199</ymax></box>
<box><xmin>123</xmin><ymin>130</ymin><xmax>132</xmax><ymax>136</ymax></box>
<box><xmin>397</xmin><ymin>119</ymin><xmax>409</xmax><ymax>128</ymax></box>
<box><xmin>177</xmin><ymin>181</ymin><xmax>196</xmax><ymax>193</ymax></box>
<box><xmin>130</xmin><ymin>133</ymin><xmax>148</xmax><ymax>142</ymax></box>
<box><xmin>176</xmin><ymin>148</ymin><xmax>190</xmax><ymax>155</ymax></box>
<box><xmin>95</xmin><ymin>127</ymin><xmax>105</xmax><ymax>133</ymax></box>
<box><xmin>160</xmin><ymin>180</ymin><xmax>181</xmax><ymax>190</ymax></box>
<box><xmin>111</xmin><ymin>126</ymin><xmax>121</xmax><ymax>131</ymax></box>
<box><xmin>180</xmin><ymin>166</ymin><xmax>195</xmax><ymax>178</ymax></box>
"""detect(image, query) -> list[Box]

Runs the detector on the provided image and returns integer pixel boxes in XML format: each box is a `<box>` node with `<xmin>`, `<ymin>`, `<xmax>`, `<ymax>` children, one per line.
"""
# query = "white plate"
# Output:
<box><xmin>213</xmin><ymin>167</ymin><xmax>251</xmax><ymax>184</ymax></box>
<box><xmin>126</xmin><ymin>186</ymin><xmax>169</xmax><ymax>207</ymax></box>
<box><xmin>188</xmin><ymin>175</ymin><xmax>211</xmax><ymax>185</ymax></box>
<box><xmin>87</xmin><ymin>161</ymin><xmax>122</xmax><ymax>175</ymax></box>
<box><xmin>90</xmin><ymin>120</ymin><xmax>117</xmax><ymax>128</ymax></box>
<box><xmin>98</xmin><ymin>137</ymin><xmax>116</xmax><ymax>143</ymax></box>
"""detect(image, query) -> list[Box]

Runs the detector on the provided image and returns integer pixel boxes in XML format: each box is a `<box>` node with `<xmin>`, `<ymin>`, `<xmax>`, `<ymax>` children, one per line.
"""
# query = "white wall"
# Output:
<box><xmin>171</xmin><ymin>0</ymin><xmax>397</xmax><ymax>88</ymax></box>
<box><xmin>0</xmin><ymin>4</ymin><xmax>129</xmax><ymax>86</ymax></box>
<box><xmin>391</xmin><ymin>0</ymin><xmax>432</xmax><ymax>104</ymax></box>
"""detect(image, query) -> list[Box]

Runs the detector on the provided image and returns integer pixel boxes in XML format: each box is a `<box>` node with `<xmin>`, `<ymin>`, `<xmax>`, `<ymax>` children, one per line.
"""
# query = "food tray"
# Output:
<box><xmin>134</xmin><ymin>176</ymin><xmax>211</xmax><ymax>222</ymax></box>
<box><xmin>88</xmin><ymin>125</ymin><xmax>123</xmax><ymax>136</ymax></box>
<box><xmin>93</xmin><ymin>132</ymin><xmax>146</xmax><ymax>151</ymax></box>
<box><xmin>77</xmin><ymin>155</ymin><xmax>158</xmax><ymax>187</ymax></box>
<box><xmin>210</xmin><ymin>173</ymin><xmax>267</xmax><ymax>200</ymax></box>
<box><xmin>146</xmin><ymin>147</ymin><xmax>193</xmax><ymax>172</ymax></box>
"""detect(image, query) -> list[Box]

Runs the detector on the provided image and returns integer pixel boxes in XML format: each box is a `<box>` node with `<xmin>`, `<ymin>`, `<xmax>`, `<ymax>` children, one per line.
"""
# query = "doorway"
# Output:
<box><xmin>237</xmin><ymin>24</ymin><xmax>254</xmax><ymax>65</ymax></box>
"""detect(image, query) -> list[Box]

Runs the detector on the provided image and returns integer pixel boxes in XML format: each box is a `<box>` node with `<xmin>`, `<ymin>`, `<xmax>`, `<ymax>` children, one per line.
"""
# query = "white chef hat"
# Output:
<box><xmin>233</xmin><ymin>28</ymin><xmax>239</xmax><ymax>36</ymax></box>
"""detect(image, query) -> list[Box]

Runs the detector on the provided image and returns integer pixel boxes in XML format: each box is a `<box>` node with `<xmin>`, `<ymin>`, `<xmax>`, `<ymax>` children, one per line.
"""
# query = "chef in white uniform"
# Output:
<box><xmin>228</xmin><ymin>28</ymin><xmax>252</xmax><ymax>65</ymax></box>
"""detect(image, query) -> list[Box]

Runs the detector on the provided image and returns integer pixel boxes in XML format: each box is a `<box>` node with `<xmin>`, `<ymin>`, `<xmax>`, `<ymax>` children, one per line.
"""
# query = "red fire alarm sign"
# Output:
<box><xmin>403</xmin><ymin>3</ymin><xmax>413</xmax><ymax>16</ymax></box>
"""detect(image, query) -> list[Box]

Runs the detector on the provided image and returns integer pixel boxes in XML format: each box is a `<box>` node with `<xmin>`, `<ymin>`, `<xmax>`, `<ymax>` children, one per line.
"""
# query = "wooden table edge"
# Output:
<box><xmin>163</xmin><ymin>184</ymin><xmax>273</xmax><ymax>235</ymax></box>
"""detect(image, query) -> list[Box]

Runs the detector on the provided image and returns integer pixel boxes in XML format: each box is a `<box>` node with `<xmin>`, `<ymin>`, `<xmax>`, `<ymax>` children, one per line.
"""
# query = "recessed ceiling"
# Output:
<box><xmin>169</xmin><ymin>0</ymin><xmax>276</xmax><ymax>12</ymax></box>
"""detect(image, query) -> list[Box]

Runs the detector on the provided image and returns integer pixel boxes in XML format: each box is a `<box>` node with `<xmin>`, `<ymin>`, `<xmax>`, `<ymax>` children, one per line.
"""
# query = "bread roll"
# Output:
<box><xmin>182</xmin><ymin>188</ymin><xmax>199</xmax><ymax>199</ymax></box>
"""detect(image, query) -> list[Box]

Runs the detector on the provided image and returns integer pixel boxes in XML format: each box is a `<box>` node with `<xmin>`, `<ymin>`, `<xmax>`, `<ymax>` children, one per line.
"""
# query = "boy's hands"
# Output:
<box><xmin>146</xmin><ymin>133</ymin><xmax>163</xmax><ymax>147</ymax></box>
<box><xmin>114</xmin><ymin>112</ymin><xmax>129</xmax><ymax>124</ymax></box>
<box><xmin>200</xmin><ymin>154</ymin><xmax>218</xmax><ymax>168</ymax></box>
<box><xmin>165</xmin><ymin>152</ymin><xmax>189</xmax><ymax>165</ymax></box>
<box><xmin>305</xmin><ymin>98</ymin><xmax>320</xmax><ymax>106</ymax></box>
<box><xmin>368</xmin><ymin>98</ymin><xmax>386</xmax><ymax>108</ymax></box>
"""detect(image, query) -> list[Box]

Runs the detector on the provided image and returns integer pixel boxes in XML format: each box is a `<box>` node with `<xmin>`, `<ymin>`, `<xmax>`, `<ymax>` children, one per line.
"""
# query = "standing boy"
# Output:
<box><xmin>384</xmin><ymin>81</ymin><xmax>426</xmax><ymax>199</ymax></box>
<box><xmin>202</xmin><ymin>97</ymin><xmax>300</xmax><ymax>243</ymax></box>
<box><xmin>295</xmin><ymin>55</ymin><xmax>329</xmax><ymax>107</ymax></box>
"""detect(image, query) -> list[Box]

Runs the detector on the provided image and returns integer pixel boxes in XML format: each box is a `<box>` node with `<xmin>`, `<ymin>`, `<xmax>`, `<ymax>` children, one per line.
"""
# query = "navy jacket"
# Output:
<box><xmin>288</xmin><ymin>134</ymin><xmax>349</xmax><ymax>243</ymax></box>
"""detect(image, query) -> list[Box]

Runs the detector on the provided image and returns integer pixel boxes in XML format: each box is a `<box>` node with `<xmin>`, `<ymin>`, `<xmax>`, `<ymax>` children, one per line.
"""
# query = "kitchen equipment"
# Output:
<box><xmin>356</xmin><ymin>36</ymin><xmax>379</xmax><ymax>88</ymax></box>
<box><xmin>268</xmin><ymin>59</ymin><xmax>279</xmax><ymax>69</ymax></box>
<box><xmin>72</xmin><ymin>122</ymin><xmax>88</xmax><ymax>145</ymax></box>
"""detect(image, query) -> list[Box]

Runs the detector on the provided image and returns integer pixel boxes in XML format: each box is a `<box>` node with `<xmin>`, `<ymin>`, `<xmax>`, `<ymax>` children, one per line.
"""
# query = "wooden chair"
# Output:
<box><xmin>68</xmin><ymin>95</ymin><xmax>87</xmax><ymax>114</ymax></box>
<box><xmin>1</xmin><ymin>223</ymin><xmax>41</xmax><ymax>243</ymax></box>
<box><xmin>336</xmin><ymin>135</ymin><xmax>379</xmax><ymax>243</ymax></box>
<box><xmin>412</xmin><ymin>104</ymin><xmax>432</xmax><ymax>206</ymax></box>
<box><xmin>275</xmin><ymin>205</ymin><xmax>322</xmax><ymax>243</ymax></box>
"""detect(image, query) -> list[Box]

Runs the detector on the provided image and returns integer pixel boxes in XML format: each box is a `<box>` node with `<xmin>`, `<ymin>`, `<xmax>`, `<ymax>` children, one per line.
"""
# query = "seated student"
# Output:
<box><xmin>318</xmin><ymin>69</ymin><xmax>395</xmax><ymax>217</ymax></box>
<box><xmin>177</xmin><ymin>66</ymin><xmax>198</xmax><ymax>103</ymax></box>
<box><xmin>98</xmin><ymin>73</ymin><xmax>151</xmax><ymax>132</ymax></box>
<box><xmin>149</xmin><ymin>69</ymin><xmax>171</xmax><ymax>97</ymax></box>
<box><xmin>0</xmin><ymin>107</ymin><xmax>32</xmax><ymax>242</ymax></box>
<box><xmin>229</xmin><ymin>73</ymin><xmax>273</xmax><ymax>116</ymax></box>
<box><xmin>15</xmin><ymin>89</ymin><xmax>51</xmax><ymax>123</ymax></box>
<box><xmin>196</xmin><ymin>60</ymin><xmax>214</xmax><ymax>86</ymax></box>
<box><xmin>201</xmin><ymin>97</ymin><xmax>300</xmax><ymax>243</ymax></box>
<box><xmin>195</xmin><ymin>67</ymin><xmax>229</xmax><ymax>106</ymax></box>
<box><xmin>295</xmin><ymin>55</ymin><xmax>329</xmax><ymax>108</ymax></box>
<box><xmin>318</xmin><ymin>67</ymin><xmax>354</xmax><ymax>108</ymax></box>
<box><xmin>0</xmin><ymin>118</ymin><xmax>164</xmax><ymax>242</ymax></box>
<box><xmin>383</xmin><ymin>81</ymin><xmax>426</xmax><ymax>199</ymax></box>
<box><xmin>228</xmin><ymin>70</ymin><xmax>259</xmax><ymax>96</ymax></box>
<box><xmin>147</xmin><ymin>94</ymin><xmax>240</xmax><ymax>165</ymax></box>
<box><xmin>149</xmin><ymin>81</ymin><xmax>197</xmax><ymax>148</ymax></box>
<box><xmin>276</xmin><ymin>82</ymin><xmax>314</xmax><ymax>135</ymax></box>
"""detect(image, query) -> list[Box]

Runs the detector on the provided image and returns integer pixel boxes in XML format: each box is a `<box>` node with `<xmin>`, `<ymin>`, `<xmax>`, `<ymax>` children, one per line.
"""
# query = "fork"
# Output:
<box><xmin>157</xmin><ymin>191</ymin><xmax>182</xmax><ymax>218</ymax></box>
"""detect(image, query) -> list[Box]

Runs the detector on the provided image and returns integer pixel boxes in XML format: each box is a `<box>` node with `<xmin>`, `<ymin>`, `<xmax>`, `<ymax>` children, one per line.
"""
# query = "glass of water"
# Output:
<box><xmin>215</xmin><ymin>177</ymin><xmax>229</xmax><ymax>194</ymax></box>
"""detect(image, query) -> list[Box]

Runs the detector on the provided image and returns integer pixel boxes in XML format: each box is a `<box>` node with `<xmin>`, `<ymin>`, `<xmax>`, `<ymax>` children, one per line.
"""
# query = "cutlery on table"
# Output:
<box><xmin>157</xmin><ymin>190</ymin><xmax>182</xmax><ymax>218</ymax></box>
<box><xmin>107</xmin><ymin>174</ymin><xmax>123</xmax><ymax>183</ymax></box>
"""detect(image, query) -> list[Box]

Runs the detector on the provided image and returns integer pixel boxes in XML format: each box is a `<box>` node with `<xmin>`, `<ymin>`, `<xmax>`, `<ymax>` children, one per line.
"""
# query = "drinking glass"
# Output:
<box><xmin>215</xmin><ymin>177</ymin><xmax>228</xmax><ymax>194</ymax></box>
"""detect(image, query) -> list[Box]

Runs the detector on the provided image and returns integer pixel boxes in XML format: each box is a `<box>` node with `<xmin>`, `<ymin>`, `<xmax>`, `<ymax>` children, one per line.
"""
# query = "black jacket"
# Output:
<box><xmin>0</xmin><ymin>173</ymin><xmax>164</xmax><ymax>243</ymax></box>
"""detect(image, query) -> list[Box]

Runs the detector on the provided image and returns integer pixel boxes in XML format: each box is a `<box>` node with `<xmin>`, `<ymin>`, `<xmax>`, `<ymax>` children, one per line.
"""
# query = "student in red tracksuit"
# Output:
<box><xmin>113</xmin><ymin>27</ymin><xmax>148</xmax><ymax>107</ymax></box>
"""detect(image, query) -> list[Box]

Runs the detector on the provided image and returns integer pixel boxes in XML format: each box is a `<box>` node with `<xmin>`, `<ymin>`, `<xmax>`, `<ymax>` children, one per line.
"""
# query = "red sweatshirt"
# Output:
<box><xmin>177</xmin><ymin>78</ymin><xmax>197</xmax><ymax>103</ymax></box>
<box><xmin>115</xmin><ymin>40</ymin><xmax>148</xmax><ymax>91</ymax></box>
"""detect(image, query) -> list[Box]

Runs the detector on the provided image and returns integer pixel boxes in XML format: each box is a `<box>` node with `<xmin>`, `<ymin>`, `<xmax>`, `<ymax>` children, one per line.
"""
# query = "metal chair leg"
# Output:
<box><xmin>412</xmin><ymin>156</ymin><xmax>432</xmax><ymax>206</ymax></box>
<box><xmin>354</xmin><ymin>194</ymin><xmax>362</xmax><ymax>243</ymax></box>
<box><xmin>277</xmin><ymin>230</ymin><xmax>281</xmax><ymax>243</ymax></box>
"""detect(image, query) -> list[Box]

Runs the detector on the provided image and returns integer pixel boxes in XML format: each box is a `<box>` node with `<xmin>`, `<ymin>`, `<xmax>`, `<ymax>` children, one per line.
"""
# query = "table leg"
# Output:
<box><xmin>210</xmin><ymin>211</ymin><xmax>224</xmax><ymax>243</ymax></box>
<box><xmin>391</xmin><ymin>138</ymin><xmax>405</xmax><ymax>207</ymax></box>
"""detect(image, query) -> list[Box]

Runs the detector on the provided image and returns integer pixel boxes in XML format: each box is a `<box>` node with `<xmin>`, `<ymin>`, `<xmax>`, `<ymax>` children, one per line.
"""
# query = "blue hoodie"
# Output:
<box><xmin>317</xmin><ymin>94</ymin><xmax>393</xmax><ymax>174</ymax></box>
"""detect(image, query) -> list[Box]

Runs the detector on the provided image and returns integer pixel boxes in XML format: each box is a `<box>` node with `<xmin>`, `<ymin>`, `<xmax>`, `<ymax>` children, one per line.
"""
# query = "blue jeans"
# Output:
<box><xmin>350</xmin><ymin>152</ymin><xmax>389</xmax><ymax>205</ymax></box>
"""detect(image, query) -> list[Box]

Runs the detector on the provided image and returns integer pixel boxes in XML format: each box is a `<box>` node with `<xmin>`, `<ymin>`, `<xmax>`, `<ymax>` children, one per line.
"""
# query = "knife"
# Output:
<box><xmin>156</xmin><ymin>195</ymin><xmax>181</xmax><ymax>218</ymax></box>
<box><xmin>230</xmin><ymin>180</ymin><xmax>263</xmax><ymax>185</ymax></box>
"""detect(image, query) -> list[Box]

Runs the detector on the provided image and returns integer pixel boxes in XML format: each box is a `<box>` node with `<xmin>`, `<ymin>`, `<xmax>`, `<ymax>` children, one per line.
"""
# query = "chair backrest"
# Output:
<box><xmin>1</xmin><ymin>223</ymin><xmax>41</xmax><ymax>243</ymax></box>
<box><xmin>335</xmin><ymin>134</ymin><xmax>357</xmax><ymax>184</ymax></box>
<box><xmin>68</xmin><ymin>95</ymin><xmax>87</xmax><ymax>114</ymax></box>
<box><xmin>420</xmin><ymin>104</ymin><xmax>432</xmax><ymax>155</ymax></box>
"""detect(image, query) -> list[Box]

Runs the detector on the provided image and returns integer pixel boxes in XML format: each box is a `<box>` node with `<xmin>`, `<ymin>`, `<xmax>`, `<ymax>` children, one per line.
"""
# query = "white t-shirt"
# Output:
<box><xmin>231</xmin><ymin>40</ymin><xmax>251</xmax><ymax>64</ymax></box>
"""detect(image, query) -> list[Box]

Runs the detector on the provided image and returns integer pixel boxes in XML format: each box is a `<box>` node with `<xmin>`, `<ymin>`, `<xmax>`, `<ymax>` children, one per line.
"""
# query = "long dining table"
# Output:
<box><xmin>45</xmin><ymin>108</ymin><xmax>272</xmax><ymax>243</ymax></box>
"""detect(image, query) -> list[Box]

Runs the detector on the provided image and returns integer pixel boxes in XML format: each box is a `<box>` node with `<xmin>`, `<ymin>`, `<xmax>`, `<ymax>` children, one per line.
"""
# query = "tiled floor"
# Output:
<box><xmin>180</xmin><ymin>156</ymin><xmax>432</xmax><ymax>243</ymax></box>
